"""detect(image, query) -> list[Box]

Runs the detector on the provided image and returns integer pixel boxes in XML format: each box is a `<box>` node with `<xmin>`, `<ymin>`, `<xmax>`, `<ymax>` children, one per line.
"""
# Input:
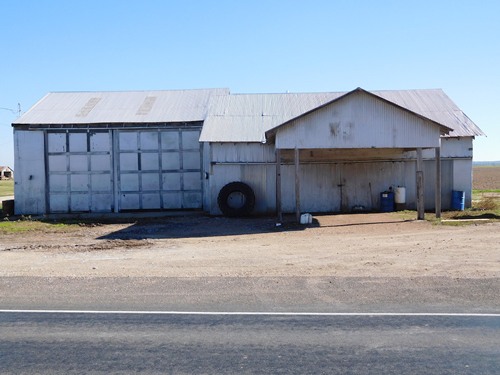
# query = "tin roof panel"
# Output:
<box><xmin>13</xmin><ymin>88</ymin><xmax>229</xmax><ymax>125</ymax></box>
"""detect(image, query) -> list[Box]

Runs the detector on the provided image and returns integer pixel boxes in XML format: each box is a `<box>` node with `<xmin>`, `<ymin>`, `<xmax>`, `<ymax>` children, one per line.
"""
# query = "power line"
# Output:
<box><xmin>0</xmin><ymin>103</ymin><xmax>21</xmax><ymax>117</ymax></box>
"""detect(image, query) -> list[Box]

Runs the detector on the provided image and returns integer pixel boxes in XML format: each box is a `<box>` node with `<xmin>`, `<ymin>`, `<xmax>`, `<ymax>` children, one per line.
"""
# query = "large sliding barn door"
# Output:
<box><xmin>46</xmin><ymin>131</ymin><xmax>113</xmax><ymax>213</ymax></box>
<box><xmin>117</xmin><ymin>129</ymin><xmax>203</xmax><ymax>211</ymax></box>
<box><xmin>45</xmin><ymin>128</ymin><xmax>202</xmax><ymax>213</ymax></box>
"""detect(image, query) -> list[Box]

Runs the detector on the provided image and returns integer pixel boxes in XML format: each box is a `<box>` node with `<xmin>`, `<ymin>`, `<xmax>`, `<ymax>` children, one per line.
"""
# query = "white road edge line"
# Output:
<box><xmin>0</xmin><ymin>310</ymin><xmax>499</xmax><ymax>317</ymax></box>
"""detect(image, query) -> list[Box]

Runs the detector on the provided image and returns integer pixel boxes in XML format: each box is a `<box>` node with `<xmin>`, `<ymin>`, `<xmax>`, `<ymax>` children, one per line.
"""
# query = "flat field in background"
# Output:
<box><xmin>473</xmin><ymin>166</ymin><xmax>500</xmax><ymax>190</ymax></box>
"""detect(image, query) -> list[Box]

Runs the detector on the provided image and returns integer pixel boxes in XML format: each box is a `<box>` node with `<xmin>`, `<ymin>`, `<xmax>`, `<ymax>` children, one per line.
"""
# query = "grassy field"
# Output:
<box><xmin>0</xmin><ymin>180</ymin><xmax>14</xmax><ymax>197</ymax></box>
<box><xmin>0</xmin><ymin>180</ymin><xmax>14</xmax><ymax>210</ymax></box>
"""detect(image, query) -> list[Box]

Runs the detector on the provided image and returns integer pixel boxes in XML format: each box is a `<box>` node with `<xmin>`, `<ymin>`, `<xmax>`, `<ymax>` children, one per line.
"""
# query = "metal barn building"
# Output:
<box><xmin>12</xmin><ymin>87</ymin><xmax>484</xmax><ymax>218</ymax></box>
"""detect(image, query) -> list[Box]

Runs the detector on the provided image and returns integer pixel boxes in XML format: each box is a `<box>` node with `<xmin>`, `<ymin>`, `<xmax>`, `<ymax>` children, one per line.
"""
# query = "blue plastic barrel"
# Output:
<box><xmin>380</xmin><ymin>191</ymin><xmax>395</xmax><ymax>212</ymax></box>
<box><xmin>451</xmin><ymin>190</ymin><xmax>465</xmax><ymax>211</ymax></box>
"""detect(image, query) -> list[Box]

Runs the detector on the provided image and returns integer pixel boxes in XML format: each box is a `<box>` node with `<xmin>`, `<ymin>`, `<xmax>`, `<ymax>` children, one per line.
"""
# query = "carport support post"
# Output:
<box><xmin>276</xmin><ymin>148</ymin><xmax>283</xmax><ymax>222</ymax></box>
<box><xmin>416</xmin><ymin>148</ymin><xmax>425</xmax><ymax>220</ymax></box>
<box><xmin>294</xmin><ymin>147</ymin><xmax>301</xmax><ymax>222</ymax></box>
<box><xmin>435</xmin><ymin>146</ymin><xmax>441</xmax><ymax>219</ymax></box>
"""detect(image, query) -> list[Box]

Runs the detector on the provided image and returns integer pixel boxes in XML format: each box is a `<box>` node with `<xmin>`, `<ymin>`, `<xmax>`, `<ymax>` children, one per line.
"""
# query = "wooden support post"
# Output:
<box><xmin>416</xmin><ymin>148</ymin><xmax>425</xmax><ymax>220</ymax></box>
<box><xmin>416</xmin><ymin>171</ymin><xmax>424</xmax><ymax>220</ymax></box>
<box><xmin>294</xmin><ymin>147</ymin><xmax>301</xmax><ymax>223</ymax></box>
<box><xmin>435</xmin><ymin>146</ymin><xmax>441</xmax><ymax>219</ymax></box>
<box><xmin>276</xmin><ymin>148</ymin><xmax>282</xmax><ymax>223</ymax></box>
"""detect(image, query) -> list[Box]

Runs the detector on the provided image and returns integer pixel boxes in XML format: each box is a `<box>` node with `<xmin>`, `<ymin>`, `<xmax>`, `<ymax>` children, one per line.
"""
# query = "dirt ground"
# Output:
<box><xmin>0</xmin><ymin>213</ymin><xmax>498</xmax><ymax>279</ymax></box>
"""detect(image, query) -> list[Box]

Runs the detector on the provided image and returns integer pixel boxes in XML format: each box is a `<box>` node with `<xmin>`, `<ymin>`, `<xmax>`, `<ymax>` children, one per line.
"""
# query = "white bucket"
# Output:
<box><xmin>300</xmin><ymin>213</ymin><xmax>313</xmax><ymax>224</ymax></box>
<box><xmin>395</xmin><ymin>186</ymin><xmax>406</xmax><ymax>204</ymax></box>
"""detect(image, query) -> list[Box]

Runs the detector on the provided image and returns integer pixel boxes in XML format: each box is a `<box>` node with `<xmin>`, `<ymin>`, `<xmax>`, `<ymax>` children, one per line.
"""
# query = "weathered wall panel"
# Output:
<box><xmin>208</xmin><ymin>142</ymin><xmax>277</xmax><ymax>215</ymax></box>
<box><xmin>440</xmin><ymin>137</ymin><xmax>473</xmax><ymax>158</ymax></box>
<box><xmin>280</xmin><ymin>162</ymin><xmax>411</xmax><ymax>213</ymax></box>
<box><xmin>280</xmin><ymin>148</ymin><xmax>411</xmax><ymax>163</ymax></box>
<box><xmin>280</xmin><ymin>164</ymin><xmax>339</xmax><ymax>212</ymax></box>
<box><xmin>209</xmin><ymin>164</ymin><xmax>276</xmax><ymax>215</ymax></box>
<box><xmin>452</xmin><ymin>159</ymin><xmax>473</xmax><ymax>207</ymax></box>
<box><xmin>13</xmin><ymin>129</ymin><xmax>470</xmax><ymax>215</ymax></box>
<box><xmin>14</xmin><ymin>130</ymin><xmax>46</xmax><ymax>215</ymax></box>
<box><xmin>276</xmin><ymin>92</ymin><xmax>442</xmax><ymax>149</ymax></box>
<box><xmin>411</xmin><ymin>137</ymin><xmax>473</xmax><ymax>159</ymax></box>
<box><xmin>210</xmin><ymin>158</ymin><xmax>461</xmax><ymax>215</ymax></box>
<box><xmin>211</xmin><ymin>143</ymin><xmax>276</xmax><ymax>163</ymax></box>
<box><xmin>422</xmin><ymin>159</ymin><xmax>454</xmax><ymax>210</ymax></box>
<box><xmin>202</xmin><ymin>143</ymin><xmax>211</xmax><ymax>212</ymax></box>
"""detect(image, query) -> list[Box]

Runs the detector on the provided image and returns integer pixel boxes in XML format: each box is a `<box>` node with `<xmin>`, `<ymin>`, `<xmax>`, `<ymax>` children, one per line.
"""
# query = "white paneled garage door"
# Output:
<box><xmin>47</xmin><ymin>131</ymin><xmax>113</xmax><ymax>213</ymax></box>
<box><xmin>46</xmin><ymin>128</ymin><xmax>202</xmax><ymax>213</ymax></box>
<box><xmin>117</xmin><ymin>128</ymin><xmax>203</xmax><ymax>210</ymax></box>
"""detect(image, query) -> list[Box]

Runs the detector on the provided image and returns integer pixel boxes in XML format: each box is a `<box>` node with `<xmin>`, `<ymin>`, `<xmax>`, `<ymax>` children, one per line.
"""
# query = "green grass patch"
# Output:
<box><xmin>0</xmin><ymin>180</ymin><xmax>14</xmax><ymax>197</ymax></box>
<box><xmin>0</xmin><ymin>218</ymin><xmax>80</xmax><ymax>235</ymax></box>
<box><xmin>472</xmin><ymin>189</ymin><xmax>500</xmax><ymax>198</ymax></box>
<box><xmin>440</xmin><ymin>198</ymin><xmax>500</xmax><ymax>222</ymax></box>
<box><xmin>472</xmin><ymin>189</ymin><xmax>500</xmax><ymax>211</ymax></box>
<box><xmin>396</xmin><ymin>189</ymin><xmax>500</xmax><ymax>225</ymax></box>
<box><xmin>0</xmin><ymin>215</ymin><xmax>128</xmax><ymax>235</ymax></box>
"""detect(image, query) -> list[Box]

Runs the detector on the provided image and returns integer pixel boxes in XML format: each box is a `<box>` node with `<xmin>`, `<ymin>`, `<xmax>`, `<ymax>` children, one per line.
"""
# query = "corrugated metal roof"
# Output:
<box><xmin>201</xmin><ymin>88</ymin><xmax>484</xmax><ymax>142</ymax></box>
<box><xmin>13</xmin><ymin>88</ymin><xmax>229</xmax><ymax>125</ymax></box>
<box><xmin>200</xmin><ymin>92</ymin><xmax>344</xmax><ymax>142</ymax></box>
<box><xmin>371</xmin><ymin>89</ymin><xmax>485</xmax><ymax>137</ymax></box>
<box><xmin>14</xmin><ymin>87</ymin><xmax>483</xmax><ymax>141</ymax></box>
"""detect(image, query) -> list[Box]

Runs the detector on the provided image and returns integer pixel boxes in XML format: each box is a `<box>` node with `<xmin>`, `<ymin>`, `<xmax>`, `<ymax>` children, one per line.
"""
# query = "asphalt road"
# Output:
<box><xmin>1</xmin><ymin>276</ymin><xmax>499</xmax><ymax>313</ymax></box>
<box><xmin>0</xmin><ymin>311</ymin><xmax>499</xmax><ymax>374</ymax></box>
<box><xmin>1</xmin><ymin>276</ymin><xmax>499</xmax><ymax>374</ymax></box>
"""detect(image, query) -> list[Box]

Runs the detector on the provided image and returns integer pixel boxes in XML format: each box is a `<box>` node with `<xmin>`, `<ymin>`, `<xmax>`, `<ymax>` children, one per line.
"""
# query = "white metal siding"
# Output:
<box><xmin>14</xmin><ymin>131</ymin><xmax>46</xmax><ymax>215</ymax></box>
<box><xmin>410</xmin><ymin>138</ymin><xmax>474</xmax><ymax>160</ymax></box>
<box><xmin>276</xmin><ymin>93</ymin><xmax>442</xmax><ymax>149</ymax></box>
<box><xmin>209</xmin><ymin>164</ymin><xmax>276</xmax><ymax>215</ymax></box>
<box><xmin>210</xmin><ymin>158</ymin><xmax>456</xmax><ymax>215</ymax></box>
<box><xmin>279</xmin><ymin>162</ymin><xmax>410</xmax><ymax>213</ymax></box>
<box><xmin>452</xmin><ymin>159</ymin><xmax>473</xmax><ymax>208</ymax></box>
<box><xmin>13</xmin><ymin>129</ymin><xmax>463</xmax><ymax>215</ymax></box>
<box><xmin>440</xmin><ymin>137</ymin><xmax>473</xmax><ymax>158</ymax></box>
<box><xmin>421</xmin><ymin>159</ymin><xmax>454</xmax><ymax>210</ymax></box>
<box><xmin>211</xmin><ymin>143</ymin><xmax>276</xmax><ymax>163</ymax></box>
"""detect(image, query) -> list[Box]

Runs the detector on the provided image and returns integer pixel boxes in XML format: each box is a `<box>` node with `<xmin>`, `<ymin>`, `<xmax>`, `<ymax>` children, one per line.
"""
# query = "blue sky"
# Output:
<box><xmin>1</xmin><ymin>0</ymin><xmax>499</xmax><ymax>167</ymax></box>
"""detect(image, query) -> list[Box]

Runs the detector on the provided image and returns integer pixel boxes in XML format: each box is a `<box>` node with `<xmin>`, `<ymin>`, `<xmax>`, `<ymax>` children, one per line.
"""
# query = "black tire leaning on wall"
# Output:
<box><xmin>217</xmin><ymin>181</ymin><xmax>256</xmax><ymax>217</ymax></box>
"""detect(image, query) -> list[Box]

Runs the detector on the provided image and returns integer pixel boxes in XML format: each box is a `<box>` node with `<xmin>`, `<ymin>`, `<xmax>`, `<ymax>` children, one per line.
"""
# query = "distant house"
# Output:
<box><xmin>12</xmin><ymin>87</ymin><xmax>484</xmax><ymax>217</ymax></box>
<box><xmin>0</xmin><ymin>166</ymin><xmax>13</xmax><ymax>180</ymax></box>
